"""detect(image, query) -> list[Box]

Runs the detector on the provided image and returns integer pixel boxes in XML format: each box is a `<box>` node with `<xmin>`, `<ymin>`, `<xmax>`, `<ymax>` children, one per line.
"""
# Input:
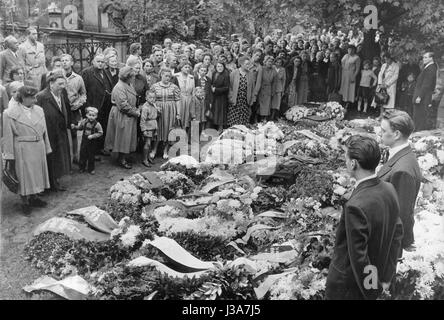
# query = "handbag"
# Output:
<box><xmin>375</xmin><ymin>88</ymin><xmax>390</xmax><ymax>105</ymax></box>
<box><xmin>2</xmin><ymin>161</ymin><xmax>19</xmax><ymax>194</ymax></box>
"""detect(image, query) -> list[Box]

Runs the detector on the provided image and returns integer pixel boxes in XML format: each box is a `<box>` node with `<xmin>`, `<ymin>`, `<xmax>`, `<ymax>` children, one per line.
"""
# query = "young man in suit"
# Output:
<box><xmin>412</xmin><ymin>52</ymin><xmax>438</xmax><ymax>131</ymax></box>
<box><xmin>326</xmin><ymin>136</ymin><xmax>403</xmax><ymax>300</ymax></box>
<box><xmin>378</xmin><ymin>109</ymin><xmax>422</xmax><ymax>252</ymax></box>
<box><xmin>0</xmin><ymin>36</ymin><xmax>23</xmax><ymax>85</ymax></box>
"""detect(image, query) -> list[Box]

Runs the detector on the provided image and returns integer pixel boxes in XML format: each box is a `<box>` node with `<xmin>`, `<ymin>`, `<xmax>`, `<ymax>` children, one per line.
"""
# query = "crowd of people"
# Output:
<box><xmin>0</xmin><ymin>26</ymin><xmax>440</xmax><ymax>217</ymax></box>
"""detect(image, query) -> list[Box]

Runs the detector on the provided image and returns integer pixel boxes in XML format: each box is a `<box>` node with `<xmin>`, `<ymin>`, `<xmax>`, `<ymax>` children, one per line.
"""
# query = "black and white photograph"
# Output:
<box><xmin>0</xmin><ymin>0</ymin><xmax>443</xmax><ymax>304</ymax></box>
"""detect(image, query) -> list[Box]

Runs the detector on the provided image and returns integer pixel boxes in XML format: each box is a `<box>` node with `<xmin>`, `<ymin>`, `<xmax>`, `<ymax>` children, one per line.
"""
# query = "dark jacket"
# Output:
<box><xmin>36</xmin><ymin>87</ymin><xmax>72</xmax><ymax>184</ymax></box>
<box><xmin>327</xmin><ymin>61</ymin><xmax>342</xmax><ymax>94</ymax></box>
<box><xmin>326</xmin><ymin>177</ymin><xmax>403</xmax><ymax>300</ymax></box>
<box><xmin>377</xmin><ymin>145</ymin><xmax>422</xmax><ymax>248</ymax></box>
<box><xmin>211</xmin><ymin>70</ymin><xmax>230</xmax><ymax>126</ymax></box>
<box><xmin>81</xmin><ymin>66</ymin><xmax>113</xmax><ymax>112</ymax></box>
<box><xmin>412</xmin><ymin>63</ymin><xmax>438</xmax><ymax>131</ymax></box>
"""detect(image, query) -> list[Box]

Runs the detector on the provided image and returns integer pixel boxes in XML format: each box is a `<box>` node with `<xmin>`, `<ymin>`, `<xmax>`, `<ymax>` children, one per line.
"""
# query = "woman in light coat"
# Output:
<box><xmin>2</xmin><ymin>86</ymin><xmax>52</xmax><ymax>215</ymax></box>
<box><xmin>372</xmin><ymin>52</ymin><xmax>399</xmax><ymax>110</ymax></box>
<box><xmin>105</xmin><ymin>67</ymin><xmax>140</xmax><ymax>169</ymax></box>
<box><xmin>339</xmin><ymin>45</ymin><xmax>361</xmax><ymax>109</ymax></box>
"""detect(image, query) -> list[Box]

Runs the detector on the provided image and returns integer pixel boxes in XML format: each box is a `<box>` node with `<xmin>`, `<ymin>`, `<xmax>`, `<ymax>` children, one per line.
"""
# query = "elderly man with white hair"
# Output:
<box><xmin>81</xmin><ymin>54</ymin><xmax>113</xmax><ymax>157</ymax></box>
<box><xmin>0</xmin><ymin>36</ymin><xmax>23</xmax><ymax>85</ymax></box>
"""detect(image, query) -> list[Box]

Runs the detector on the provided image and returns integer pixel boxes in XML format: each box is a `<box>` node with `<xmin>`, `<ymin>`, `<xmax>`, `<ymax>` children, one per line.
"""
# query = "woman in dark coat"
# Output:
<box><xmin>309</xmin><ymin>51</ymin><xmax>328</xmax><ymax>102</ymax></box>
<box><xmin>211</xmin><ymin>62</ymin><xmax>230</xmax><ymax>131</ymax></box>
<box><xmin>326</xmin><ymin>52</ymin><xmax>342</xmax><ymax>101</ymax></box>
<box><xmin>36</xmin><ymin>70</ymin><xmax>72</xmax><ymax>191</ymax></box>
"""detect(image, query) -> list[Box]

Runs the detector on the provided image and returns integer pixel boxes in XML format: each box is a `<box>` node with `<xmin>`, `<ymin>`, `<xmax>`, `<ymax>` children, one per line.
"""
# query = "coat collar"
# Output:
<box><xmin>350</xmin><ymin>177</ymin><xmax>380</xmax><ymax>199</ymax></box>
<box><xmin>377</xmin><ymin>145</ymin><xmax>412</xmax><ymax>178</ymax></box>
<box><xmin>42</xmin><ymin>87</ymin><xmax>66</xmax><ymax>118</ymax></box>
<box><xmin>6</xmin><ymin>101</ymin><xmax>43</xmax><ymax>128</ymax></box>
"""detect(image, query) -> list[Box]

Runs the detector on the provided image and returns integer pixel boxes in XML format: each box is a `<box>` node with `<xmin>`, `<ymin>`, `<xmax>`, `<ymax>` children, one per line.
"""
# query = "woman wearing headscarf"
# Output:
<box><xmin>2</xmin><ymin>86</ymin><xmax>52</xmax><ymax>215</ymax></box>
<box><xmin>105</xmin><ymin>66</ymin><xmax>141</xmax><ymax>169</ymax></box>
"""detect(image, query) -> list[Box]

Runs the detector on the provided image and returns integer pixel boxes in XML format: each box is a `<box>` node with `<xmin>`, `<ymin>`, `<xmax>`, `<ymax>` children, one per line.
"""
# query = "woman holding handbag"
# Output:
<box><xmin>372</xmin><ymin>52</ymin><xmax>399</xmax><ymax>112</ymax></box>
<box><xmin>2</xmin><ymin>86</ymin><xmax>52</xmax><ymax>215</ymax></box>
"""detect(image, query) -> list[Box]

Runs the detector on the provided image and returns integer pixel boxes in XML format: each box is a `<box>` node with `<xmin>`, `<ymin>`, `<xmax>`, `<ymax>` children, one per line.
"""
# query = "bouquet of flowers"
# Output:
<box><xmin>256</xmin><ymin>121</ymin><xmax>285</xmax><ymax>141</ymax></box>
<box><xmin>330</xmin><ymin>170</ymin><xmax>355</xmax><ymax>208</ymax></box>
<box><xmin>110</xmin><ymin>180</ymin><xmax>141</xmax><ymax>206</ymax></box>
<box><xmin>412</xmin><ymin>136</ymin><xmax>444</xmax><ymax>178</ymax></box>
<box><xmin>285</xmin><ymin>106</ymin><xmax>310</xmax><ymax>122</ymax></box>
<box><xmin>324</xmin><ymin>101</ymin><xmax>345</xmax><ymax>120</ymax></box>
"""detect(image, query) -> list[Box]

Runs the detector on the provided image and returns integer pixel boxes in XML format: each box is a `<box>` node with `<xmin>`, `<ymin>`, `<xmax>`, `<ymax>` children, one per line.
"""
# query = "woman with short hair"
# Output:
<box><xmin>339</xmin><ymin>44</ymin><xmax>361</xmax><ymax>109</ymax></box>
<box><xmin>175</xmin><ymin>61</ymin><xmax>195</xmax><ymax>131</ymax></box>
<box><xmin>150</xmin><ymin>68</ymin><xmax>181</xmax><ymax>159</ymax></box>
<box><xmin>105</xmin><ymin>66</ymin><xmax>141</xmax><ymax>169</ymax></box>
<box><xmin>2</xmin><ymin>86</ymin><xmax>52</xmax><ymax>215</ymax></box>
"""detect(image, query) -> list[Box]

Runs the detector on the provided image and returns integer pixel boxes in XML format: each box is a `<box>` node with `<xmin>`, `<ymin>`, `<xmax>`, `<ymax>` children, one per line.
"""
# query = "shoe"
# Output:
<box><xmin>95</xmin><ymin>156</ymin><xmax>101</xmax><ymax>162</ymax></box>
<box><xmin>148</xmin><ymin>157</ymin><xmax>154</xmax><ymax>164</ymax></box>
<box><xmin>100</xmin><ymin>150</ymin><xmax>111</xmax><ymax>156</ymax></box>
<box><xmin>89</xmin><ymin>170</ymin><xmax>96</xmax><ymax>175</ymax></box>
<box><xmin>404</xmin><ymin>244</ymin><xmax>416</xmax><ymax>252</ymax></box>
<box><xmin>73</xmin><ymin>158</ymin><xmax>79</xmax><ymax>165</ymax></box>
<box><xmin>21</xmin><ymin>204</ymin><xmax>32</xmax><ymax>216</ymax></box>
<box><xmin>120</xmin><ymin>160</ymin><xmax>132</xmax><ymax>169</ymax></box>
<box><xmin>79</xmin><ymin>168</ymin><xmax>85</xmax><ymax>173</ymax></box>
<box><xmin>163</xmin><ymin>154</ymin><xmax>169</xmax><ymax>160</ymax></box>
<box><xmin>142</xmin><ymin>160</ymin><xmax>151</xmax><ymax>168</ymax></box>
<box><xmin>29</xmin><ymin>197</ymin><xmax>47</xmax><ymax>208</ymax></box>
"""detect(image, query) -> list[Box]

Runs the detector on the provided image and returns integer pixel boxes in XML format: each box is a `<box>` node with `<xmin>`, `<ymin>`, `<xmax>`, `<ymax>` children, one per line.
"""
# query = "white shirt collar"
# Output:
<box><xmin>388</xmin><ymin>142</ymin><xmax>410</xmax><ymax>160</ymax></box>
<box><xmin>355</xmin><ymin>174</ymin><xmax>377</xmax><ymax>188</ymax></box>
<box><xmin>424</xmin><ymin>62</ymin><xmax>434</xmax><ymax>69</ymax></box>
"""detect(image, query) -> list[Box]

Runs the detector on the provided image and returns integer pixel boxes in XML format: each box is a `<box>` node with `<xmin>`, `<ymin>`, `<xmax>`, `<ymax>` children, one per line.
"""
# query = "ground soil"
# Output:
<box><xmin>0</xmin><ymin>153</ymin><xmax>163</xmax><ymax>300</ymax></box>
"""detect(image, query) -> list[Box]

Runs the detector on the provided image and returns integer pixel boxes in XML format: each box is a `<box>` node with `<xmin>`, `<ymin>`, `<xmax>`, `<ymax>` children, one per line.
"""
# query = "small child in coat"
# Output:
<box><xmin>71</xmin><ymin>107</ymin><xmax>103</xmax><ymax>174</ymax></box>
<box><xmin>140</xmin><ymin>90</ymin><xmax>160</xmax><ymax>167</ymax></box>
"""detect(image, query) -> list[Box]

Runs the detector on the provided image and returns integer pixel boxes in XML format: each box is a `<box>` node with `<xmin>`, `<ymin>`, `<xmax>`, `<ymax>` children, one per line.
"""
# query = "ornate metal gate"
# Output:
<box><xmin>45</xmin><ymin>39</ymin><xmax>118</xmax><ymax>73</ymax></box>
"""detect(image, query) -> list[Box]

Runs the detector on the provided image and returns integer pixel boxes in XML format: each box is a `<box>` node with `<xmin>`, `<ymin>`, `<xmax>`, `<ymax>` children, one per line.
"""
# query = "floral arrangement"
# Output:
<box><xmin>109</xmin><ymin>171</ymin><xmax>195</xmax><ymax>208</ymax></box>
<box><xmin>329</xmin><ymin>170</ymin><xmax>355</xmax><ymax>208</ymax></box>
<box><xmin>324</xmin><ymin>101</ymin><xmax>345</xmax><ymax>120</ymax></box>
<box><xmin>412</xmin><ymin>136</ymin><xmax>444</xmax><ymax>177</ymax></box>
<box><xmin>285</xmin><ymin>138</ymin><xmax>332</xmax><ymax>159</ymax></box>
<box><xmin>285</xmin><ymin>105</ymin><xmax>311</xmax><ymax>122</ymax></box>
<box><xmin>269</xmin><ymin>267</ymin><xmax>327</xmax><ymax>300</ymax></box>
<box><xmin>389</xmin><ymin>210</ymin><xmax>444</xmax><ymax>299</ymax></box>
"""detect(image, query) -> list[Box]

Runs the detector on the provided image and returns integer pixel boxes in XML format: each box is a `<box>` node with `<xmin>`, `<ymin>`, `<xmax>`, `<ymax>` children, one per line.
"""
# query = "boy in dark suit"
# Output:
<box><xmin>326</xmin><ymin>136</ymin><xmax>403</xmax><ymax>300</ymax></box>
<box><xmin>378</xmin><ymin>109</ymin><xmax>422</xmax><ymax>252</ymax></box>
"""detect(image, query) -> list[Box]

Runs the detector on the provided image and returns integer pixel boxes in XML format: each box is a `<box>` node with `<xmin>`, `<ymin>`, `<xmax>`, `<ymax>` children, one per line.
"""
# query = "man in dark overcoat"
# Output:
<box><xmin>36</xmin><ymin>70</ymin><xmax>71</xmax><ymax>191</ymax></box>
<box><xmin>81</xmin><ymin>54</ymin><xmax>113</xmax><ymax>155</ymax></box>
<box><xmin>378</xmin><ymin>110</ymin><xmax>422</xmax><ymax>252</ymax></box>
<box><xmin>412</xmin><ymin>52</ymin><xmax>438</xmax><ymax>131</ymax></box>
